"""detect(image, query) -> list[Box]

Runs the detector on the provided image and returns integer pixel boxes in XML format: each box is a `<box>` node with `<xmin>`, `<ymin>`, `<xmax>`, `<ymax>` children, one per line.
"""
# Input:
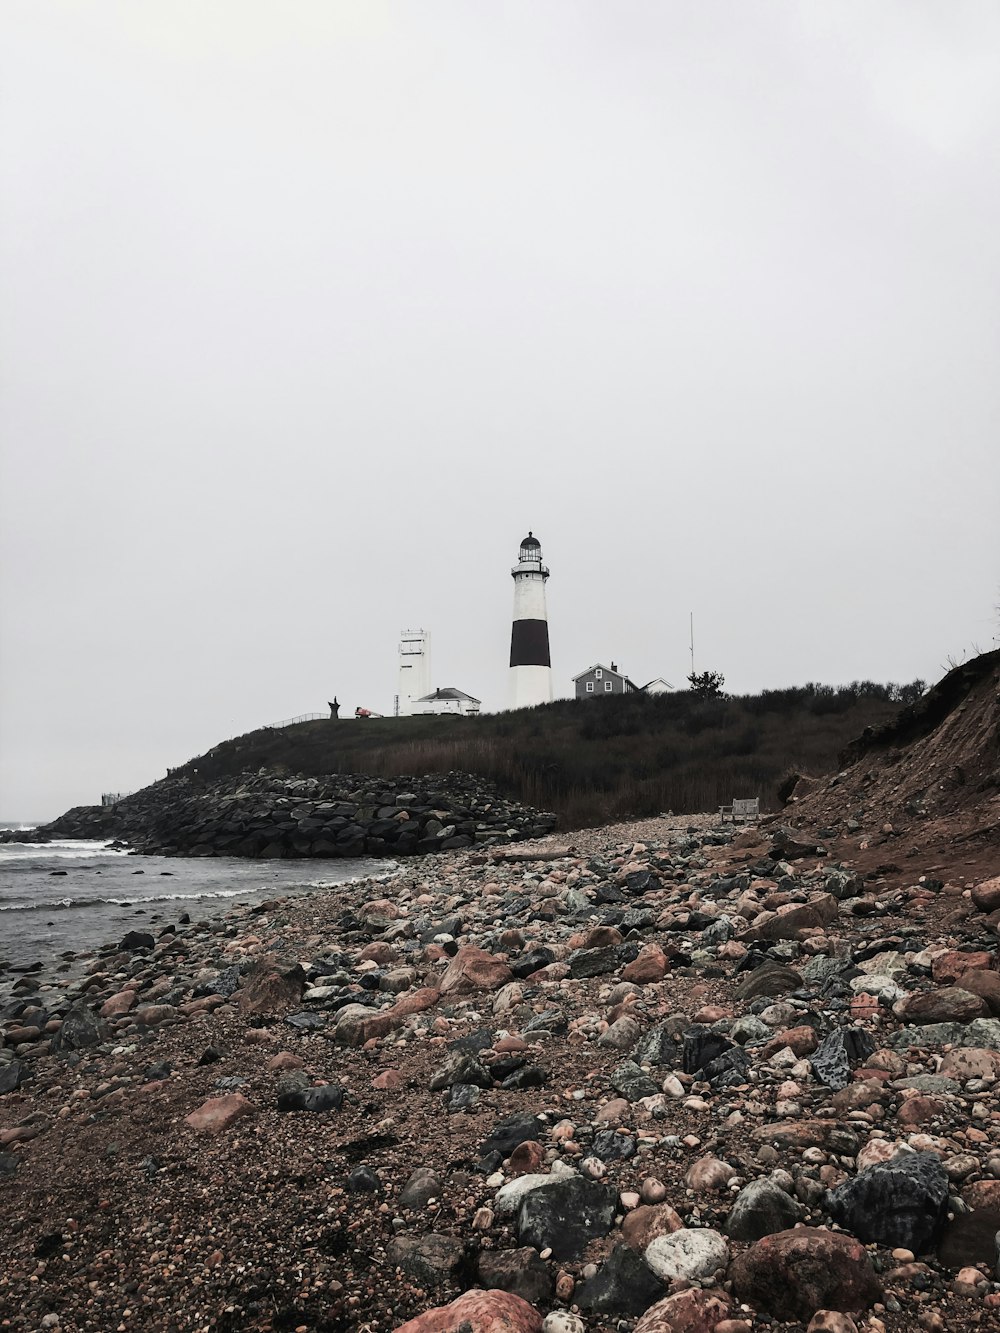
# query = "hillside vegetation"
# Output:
<box><xmin>173</xmin><ymin>682</ymin><xmax>919</xmax><ymax>829</ymax></box>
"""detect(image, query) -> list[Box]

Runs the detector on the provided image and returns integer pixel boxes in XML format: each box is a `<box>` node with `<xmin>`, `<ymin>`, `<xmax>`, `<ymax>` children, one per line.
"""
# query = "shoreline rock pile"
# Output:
<box><xmin>2</xmin><ymin>813</ymin><xmax>999</xmax><ymax>1333</ymax></box>
<box><xmin>12</xmin><ymin>769</ymin><xmax>557</xmax><ymax>859</ymax></box>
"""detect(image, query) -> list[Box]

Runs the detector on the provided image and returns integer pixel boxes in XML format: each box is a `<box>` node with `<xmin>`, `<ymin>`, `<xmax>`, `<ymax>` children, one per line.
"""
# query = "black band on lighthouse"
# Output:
<box><xmin>510</xmin><ymin>619</ymin><xmax>551</xmax><ymax>668</ymax></box>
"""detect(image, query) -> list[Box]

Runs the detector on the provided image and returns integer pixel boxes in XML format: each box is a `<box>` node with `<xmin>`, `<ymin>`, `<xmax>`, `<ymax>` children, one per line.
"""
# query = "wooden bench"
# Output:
<box><xmin>719</xmin><ymin>797</ymin><xmax>760</xmax><ymax>824</ymax></box>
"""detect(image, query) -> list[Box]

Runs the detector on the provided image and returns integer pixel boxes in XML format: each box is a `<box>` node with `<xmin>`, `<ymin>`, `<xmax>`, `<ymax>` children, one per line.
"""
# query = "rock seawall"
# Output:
<box><xmin>29</xmin><ymin>770</ymin><xmax>557</xmax><ymax>859</ymax></box>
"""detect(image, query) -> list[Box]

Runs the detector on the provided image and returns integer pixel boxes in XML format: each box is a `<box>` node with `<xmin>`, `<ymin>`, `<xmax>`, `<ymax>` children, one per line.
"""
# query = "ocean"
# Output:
<box><xmin>0</xmin><ymin>834</ymin><xmax>388</xmax><ymax>971</ymax></box>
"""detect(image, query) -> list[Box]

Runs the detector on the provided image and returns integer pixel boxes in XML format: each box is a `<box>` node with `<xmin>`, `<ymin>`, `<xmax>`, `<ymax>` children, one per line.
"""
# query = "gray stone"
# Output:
<box><xmin>644</xmin><ymin>1227</ymin><xmax>730</xmax><ymax>1282</ymax></box>
<box><xmin>51</xmin><ymin>1000</ymin><xmax>107</xmax><ymax>1052</ymax></box>
<box><xmin>0</xmin><ymin>1060</ymin><xmax>27</xmax><ymax>1095</ymax></box>
<box><xmin>827</xmin><ymin>1151</ymin><xmax>949</xmax><ymax>1252</ymax></box>
<box><xmin>476</xmin><ymin>1247</ymin><xmax>554</xmax><ymax>1305</ymax></box>
<box><xmin>810</xmin><ymin>1026</ymin><xmax>876</xmax><ymax>1090</ymax></box>
<box><xmin>890</xmin><ymin>1074</ymin><xmax>962</xmax><ymax>1095</ymax></box>
<box><xmin>725</xmin><ymin>1175</ymin><xmax>804</xmax><ymax>1241</ymax></box>
<box><xmin>386</xmin><ymin>1234</ymin><xmax>465</xmax><ymax>1286</ymax></box>
<box><xmin>575</xmin><ymin>1241</ymin><xmax>665</xmax><ymax>1316</ymax></box>
<box><xmin>632</xmin><ymin>1023</ymin><xmax>685</xmax><ymax>1068</ymax></box>
<box><xmin>891</xmin><ymin>1018</ymin><xmax>1000</xmax><ymax>1051</ymax></box>
<box><xmin>569</xmin><ymin>947</ymin><xmax>619</xmax><ymax>978</ymax></box>
<box><xmin>517</xmin><ymin>1175</ymin><xmax>617</xmax><ymax>1260</ymax></box>
<box><xmin>734</xmin><ymin>963</ymin><xmax>802</xmax><ymax>1001</ymax></box>
<box><xmin>399</xmin><ymin>1168</ymin><xmax>442</xmax><ymax>1211</ymax></box>
<box><xmin>428</xmin><ymin>1050</ymin><xmax>492</xmax><ymax>1091</ymax></box>
<box><xmin>611</xmin><ymin>1060</ymin><xmax>659</xmax><ymax>1102</ymax></box>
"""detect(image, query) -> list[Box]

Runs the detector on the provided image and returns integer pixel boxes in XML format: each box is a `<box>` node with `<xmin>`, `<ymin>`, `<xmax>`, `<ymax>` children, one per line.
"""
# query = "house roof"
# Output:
<box><xmin>413</xmin><ymin>687</ymin><xmax>481</xmax><ymax>703</ymax></box>
<box><xmin>571</xmin><ymin>663</ymin><xmax>626</xmax><ymax>681</ymax></box>
<box><xmin>642</xmin><ymin>678</ymin><xmax>674</xmax><ymax>690</ymax></box>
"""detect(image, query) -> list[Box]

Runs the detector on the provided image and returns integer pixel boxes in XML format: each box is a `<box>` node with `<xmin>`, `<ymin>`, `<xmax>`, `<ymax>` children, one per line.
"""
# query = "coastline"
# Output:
<box><xmin>0</xmin><ymin>840</ymin><xmax>393</xmax><ymax>976</ymax></box>
<box><xmin>1</xmin><ymin>813</ymin><xmax>999</xmax><ymax>1333</ymax></box>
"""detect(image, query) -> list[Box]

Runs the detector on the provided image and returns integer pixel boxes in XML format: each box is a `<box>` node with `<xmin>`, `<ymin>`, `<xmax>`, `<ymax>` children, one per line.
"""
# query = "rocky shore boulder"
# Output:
<box><xmin>826</xmin><ymin>1151</ymin><xmax>950</xmax><ymax>1252</ymax></box>
<box><xmin>393</xmin><ymin>1289</ymin><xmax>542</xmax><ymax>1333</ymax></box>
<box><xmin>39</xmin><ymin>769</ymin><xmax>557</xmax><ymax>861</ymax></box>
<box><xmin>730</xmin><ymin>1228</ymin><xmax>882</xmax><ymax>1321</ymax></box>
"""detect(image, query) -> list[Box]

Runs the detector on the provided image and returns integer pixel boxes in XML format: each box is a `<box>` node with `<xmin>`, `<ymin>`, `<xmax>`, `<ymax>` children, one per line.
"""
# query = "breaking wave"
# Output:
<box><xmin>0</xmin><ymin>840</ymin><xmax>128</xmax><ymax>860</ymax></box>
<box><xmin>0</xmin><ymin>889</ymin><xmax>249</xmax><ymax>913</ymax></box>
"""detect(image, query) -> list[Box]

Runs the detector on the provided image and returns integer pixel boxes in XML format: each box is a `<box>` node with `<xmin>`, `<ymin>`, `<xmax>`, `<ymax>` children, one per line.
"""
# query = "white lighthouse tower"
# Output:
<box><xmin>397</xmin><ymin>629</ymin><xmax>431</xmax><ymax>716</ymax></box>
<box><xmin>508</xmin><ymin>532</ymin><xmax>553</xmax><ymax>709</ymax></box>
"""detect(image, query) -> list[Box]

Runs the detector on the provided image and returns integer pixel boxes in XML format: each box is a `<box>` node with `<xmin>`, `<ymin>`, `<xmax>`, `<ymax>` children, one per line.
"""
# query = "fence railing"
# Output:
<box><xmin>101</xmin><ymin>791</ymin><xmax>132</xmax><ymax>806</ymax></box>
<box><xmin>266</xmin><ymin>712</ymin><xmax>328</xmax><ymax>728</ymax></box>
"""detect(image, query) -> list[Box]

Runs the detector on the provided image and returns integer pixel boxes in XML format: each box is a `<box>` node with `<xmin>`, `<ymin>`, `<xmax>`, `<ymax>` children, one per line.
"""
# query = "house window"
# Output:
<box><xmin>604</xmin><ymin>680</ymin><xmax>613</xmax><ymax>692</ymax></box>
<box><xmin>595</xmin><ymin>668</ymin><xmax>602</xmax><ymax>679</ymax></box>
<box><xmin>585</xmin><ymin>681</ymin><xmax>594</xmax><ymax>693</ymax></box>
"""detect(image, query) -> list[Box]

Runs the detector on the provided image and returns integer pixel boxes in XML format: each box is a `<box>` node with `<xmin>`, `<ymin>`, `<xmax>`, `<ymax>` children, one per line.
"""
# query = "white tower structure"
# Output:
<box><xmin>508</xmin><ymin>532</ymin><xmax>553</xmax><ymax>709</ymax></box>
<box><xmin>397</xmin><ymin>629</ymin><xmax>431</xmax><ymax>716</ymax></box>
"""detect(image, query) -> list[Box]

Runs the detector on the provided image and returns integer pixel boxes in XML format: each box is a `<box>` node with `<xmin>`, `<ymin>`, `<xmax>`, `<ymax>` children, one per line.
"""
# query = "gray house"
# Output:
<box><xmin>572</xmin><ymin>662</ymin><xmax>638</xmax><ymax>699</ymax></box>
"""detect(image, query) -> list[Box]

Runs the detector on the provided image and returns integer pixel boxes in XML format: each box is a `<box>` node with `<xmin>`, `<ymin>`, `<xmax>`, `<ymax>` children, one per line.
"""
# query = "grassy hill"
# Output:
<box><xmin>172</xmin><ymin>682</ymin><xmax>918</xmax><ymax>830</ymax></box>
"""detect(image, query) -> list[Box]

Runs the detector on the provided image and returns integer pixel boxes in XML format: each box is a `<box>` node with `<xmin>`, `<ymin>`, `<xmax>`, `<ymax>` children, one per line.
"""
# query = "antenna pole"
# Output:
<box><xmin>690</xmin><ymin>612</ymin><xmax>695</xmax><ymax>677</ymax></box>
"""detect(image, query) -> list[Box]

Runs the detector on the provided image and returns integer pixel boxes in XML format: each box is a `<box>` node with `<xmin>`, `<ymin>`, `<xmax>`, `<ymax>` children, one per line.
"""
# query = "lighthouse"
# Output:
<box><xmin>509</xmin><ymin>531</ymin><xmax>553</xmax><ymax>709</ymax></box>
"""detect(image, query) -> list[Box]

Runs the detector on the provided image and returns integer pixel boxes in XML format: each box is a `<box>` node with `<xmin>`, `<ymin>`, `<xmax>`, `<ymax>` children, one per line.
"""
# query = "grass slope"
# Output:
<box><xmin>172</xmin><ymin>685</ymin><xmax>909</xmax><ymax>830</ymax></box>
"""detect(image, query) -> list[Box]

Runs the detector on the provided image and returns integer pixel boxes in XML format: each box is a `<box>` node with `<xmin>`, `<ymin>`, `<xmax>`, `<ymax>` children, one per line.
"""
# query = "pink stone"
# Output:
<box><xmin>267</xmin><ymin>1052</ymin><xmax>305</xmax><ymax>1071</ymax></box>
<box><xmin>685</xmin><ymin>1156</ymin><xmax>736</xmax><ymax>1191</ymax></box>
<box><xmin>621</xmin><ymin>1203</ymin><xmax>685</xmax><ymax>1250</ymax></box>
<box><xmin>100</xmin><ymin>990</ymin><xmax>137</xmax><ymax>1018</ymax></box>
<box><xmin>358</xmin><ymin>941</ymin><xmax>398</xmax><ymax>965</ymax></box>
<box><xmin>730</xmin><ymin>1228</ymin><xmax>881</xmax><ymax>1321</ymax></box>
<box><xmin>237</xmin><ymin>956</ymin><xmax>305</xmax><ymax>1015</ymax></box>
<box><xmin>440</xmin><ymin>946</ymin><xmax>513</xmax><ymax>995</ymax></box>
<box><xmin>971</xmin><ymin>876</ymin><xmax>1000</xmax><ymax>913</ymax></box>
<box><xmin>507</xmin><ymin>1141</ymin><xmax>544</xmax><ymax>1176</ymax></box>
<box><xmin>392</xmin><ymin>1288</ymin><xmax>542</xmax><ymax>1333</ymax></box>
<box><xmin>622</xmin><ymin>944</ymin><xmax>669</xmax><ymax>984</ymax></box>
<box><xmin>133</xmin><ymin>1004</ymin><xmax>178</xmax><ymax>1027</ymax></box>
<box><xmin>931</xmin><ymin>949</ymin><xmax>995</xmax><ymax>984</ymax></box>
<box><xmin>633</xmin><ymin>1289</ymin><xmax>733</xmax><ymax>1333</ymax></box>
<box><xmin>184</xmin><ymin>1093</ymin><xmax>254</xmax><ymax>1135</ymax></box>
<box><xmin>373</xmin><ymin>1069</ymin><xmax>404</xmax><ymax>1091</ymax></box>
<box><xmin>893</xmin><ymin>987</ymin><xmax>989</xmax><ymax>1025</ymax></box>
<box><xmin>806</xmin><ymin>1315</ymin><xmax>858</xmax><ymax>1333</ymax></box>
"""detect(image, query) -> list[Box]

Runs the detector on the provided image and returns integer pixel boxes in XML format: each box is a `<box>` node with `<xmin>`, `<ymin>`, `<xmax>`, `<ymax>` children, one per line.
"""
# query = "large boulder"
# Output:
<box><xmin>476</xmin><ymin>1248</ymin><xmax>553</xmax><ymax>1305</ymax></box>
<box><xmin>440</xmin><ymin>946</ymin><xmax>513</xmax><ymax>995</ymax></box>
<box><xmin>184</xmin><ymin>1093</ymin><xmax>254</xmax><ymax>1135</ymax></box>
<box><xmin>393</xmin><ymin>1289</ymin><xmax>542</xmax><ymax>1333</ymax></box>
<box><xmin>238</xmin><ymin>957</ymin><xmax>306</xmax><ymax>1014</ymax></box>
<box><xmin>386</xmin><ymin>1234</ymin><xmax>465</xmax><ymax>1287</ymax></box>
<box><xmin>575</xmin><ymin>1241</ymin><xmax>665</xmax><ymax>1316</ymax></box>
<box><xmin>516</xmin><ymin>1175</ymin><xmax>617</xmax><ymax>1260</ymax></box>
<box><xmin>51</xmin><ymin>1000</ymin><xmax>107</xmax><ymax>1052</ymax></box>
<box><xmin>730</xmin><ymin>1228</ymin><xmax>882</xmax><ymax>1321</ymax></box>
<box><xmin>893</xmin><ymin>987</ymin><xmax>989</xmax><ymax>1025</ymax></box>
<box><xmin>334</xmin><ymin>988</ymin><xmax>440</xmax><ymax>1046</ymax></box>
<box><xmin>809</xmin><ymin>1027</ymin><xmax>876</xmax><ymax>1090</ymax></box>
<box><xmin>725</xmin><ymin>1175</ymin><xmax>804</xmax><ymax>1241</ymax></box>
<box><xmin>632</xmin><ymin>1290</ymin><xmax>733</xmax><ymax>1333</ymax></box>
<box><xmin>644</xmin><ymin>1228</ymin><xmax>729</xmax><ymax>1282</ymax></box>
<box><xmin>971</xmin><ymin>876</ymin><xmax>1000</xmax><ymax>913</ymax></box>
<box><xmin>826</xmin><ymin>1151</ymin><xmax>949</xmax><ymax>1252</ymax></box>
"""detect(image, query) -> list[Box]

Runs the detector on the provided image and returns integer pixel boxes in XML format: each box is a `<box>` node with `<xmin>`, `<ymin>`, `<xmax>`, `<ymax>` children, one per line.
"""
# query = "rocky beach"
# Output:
<box><xmin>1</xmin><ymin>655</ymin><xmax>998</xmax><ymax>1333</ymax></box>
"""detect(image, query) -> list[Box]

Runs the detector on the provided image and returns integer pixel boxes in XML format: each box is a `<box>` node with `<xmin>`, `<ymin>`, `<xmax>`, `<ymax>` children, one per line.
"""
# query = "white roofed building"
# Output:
<box><xmin>409</xmin><ymin>687</ymin><xmax>481</xmax><ymax>717</ymax></box>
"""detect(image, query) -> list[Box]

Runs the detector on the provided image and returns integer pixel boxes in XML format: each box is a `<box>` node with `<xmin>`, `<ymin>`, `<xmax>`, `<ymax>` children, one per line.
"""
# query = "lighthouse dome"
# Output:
<box><xmin>520</xmin><ymin>532</ymin><xmax>540</xmax><ymax>549</ymax></box>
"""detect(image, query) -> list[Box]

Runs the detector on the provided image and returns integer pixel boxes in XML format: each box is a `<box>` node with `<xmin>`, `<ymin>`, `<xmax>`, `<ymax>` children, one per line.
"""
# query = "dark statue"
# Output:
<box><xmin>328</xmin><ymin>697</ymin><xmax>340</xmax><ymax>719</ymax></box>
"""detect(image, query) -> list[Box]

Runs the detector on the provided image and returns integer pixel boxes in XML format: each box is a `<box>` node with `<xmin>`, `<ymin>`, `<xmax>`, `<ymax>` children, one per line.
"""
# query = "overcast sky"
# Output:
<box><xmin>2</xmin><ymin>1</ymin><xmax>999</xmax><ymax>820</ymax></box>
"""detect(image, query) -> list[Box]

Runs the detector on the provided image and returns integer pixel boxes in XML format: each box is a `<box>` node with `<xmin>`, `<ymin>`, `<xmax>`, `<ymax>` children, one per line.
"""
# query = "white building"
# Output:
<box><xmin>642</xmin><ymin>678</ymin><xmax>674</xmax><ymax>694</ymax></box>
<box><xmin>410</xmin><ymin>687</ymin><xmax>481</xmax><ymax>716</ymax></box>
<box><xmin>397</xmin><ymin>629</ymin><xmax>431</xmax><ymax>716</ymax></box>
